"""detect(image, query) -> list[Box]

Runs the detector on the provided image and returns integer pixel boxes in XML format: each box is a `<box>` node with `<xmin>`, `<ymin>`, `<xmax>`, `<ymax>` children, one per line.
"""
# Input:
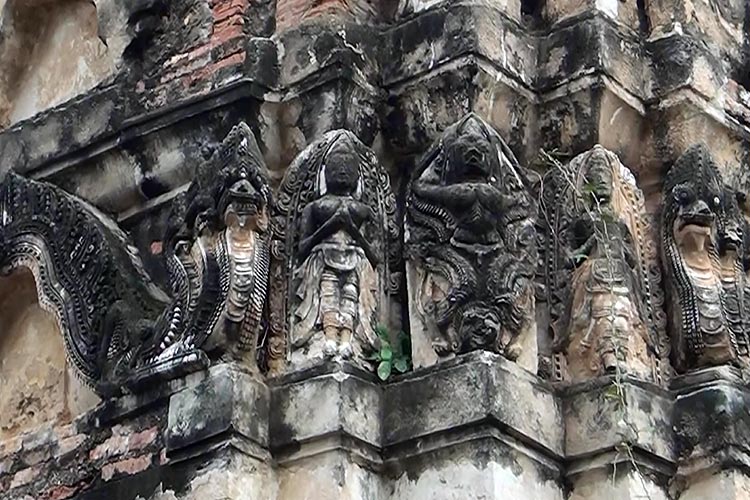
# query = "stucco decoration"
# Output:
<box><xmin>541</xmin><ymin>146</ymin><xmax>666</xmax><ymax>383</ymax></box>
<box><xmin>404</xmin><ymin>113</ymin><xmax>538</xmax><ymax>372</ymax></box>
<box><xmin>268</xmin><ymin>130</ymin><xmax>400</xmax><ymax>372</ymax></box>
<box><xmin>661</xmin><ymin>144</ymin><xmax>750</xmax><ymax>372</ymax></box>
<box><xmin>0</xmin><ymin>122</ymin><xmax>273</xmax><ymax>394</ymax></box>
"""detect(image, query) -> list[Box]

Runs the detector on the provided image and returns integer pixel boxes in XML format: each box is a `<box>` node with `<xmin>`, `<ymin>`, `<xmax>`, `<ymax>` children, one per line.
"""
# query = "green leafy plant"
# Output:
<box><xmin>371</xmin><ymin>325</ymin><xmax>411</xmax><ymax>381</ymax></box>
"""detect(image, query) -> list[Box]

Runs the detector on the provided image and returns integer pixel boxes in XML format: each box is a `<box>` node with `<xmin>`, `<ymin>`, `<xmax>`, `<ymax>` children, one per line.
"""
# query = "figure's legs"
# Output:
<box><xmin>338</xmin><ymin>271</ymin><xmax>359</xmax><ymax>358</ymax></box>
<box><xmin>320</xmin><ymin>270</ymin><xmax>340</xmax><ymax>354</ymax></box>
<box><xmin>598</xmin><ymin>317</ymin><xmax>628</xmax><ymax>374</ymax></box>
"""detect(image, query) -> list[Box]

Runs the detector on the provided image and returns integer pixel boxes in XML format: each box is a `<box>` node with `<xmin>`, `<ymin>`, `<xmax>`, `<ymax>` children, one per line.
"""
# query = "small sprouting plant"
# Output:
<box><xmin>371</xmin><ymin>324</ymin><xmax>411</xmax><ymax>381</ymax></box>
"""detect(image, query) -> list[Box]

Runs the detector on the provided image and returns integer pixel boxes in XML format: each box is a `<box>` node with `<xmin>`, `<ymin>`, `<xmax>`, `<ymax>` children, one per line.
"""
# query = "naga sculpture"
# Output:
<box><xmin>541</xmin><ymin>146</ymin><xmax>666</xmax><ymax>382</ymax></box>
<box><xmin>0</xmin><ymin>122</ymin><xmax>273</xmax><ymax>394</ymax></box>
<box><xmin>404</xmin><ymin>113</ymin><xmax>538</xmax><ymax>371</ymax></box>
<box><xmin>661</xmin><ymin>144</ymin><xmax>749</xmax><ymax>372</ymax></box>
<box><xmin>268</xmin><ymin>130</ymin><xmax>400</xmax><ymax>372</ymax></box>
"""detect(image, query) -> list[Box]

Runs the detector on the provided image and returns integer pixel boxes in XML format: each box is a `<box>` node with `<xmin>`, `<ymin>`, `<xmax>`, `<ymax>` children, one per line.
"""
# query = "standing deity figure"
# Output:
<box><xmin>661</xmin><ymin>144</ymin><xmax>749</xmax><ymax>372</ymax></box>
<box><xmin>542</xmin><ymin>147</ymin><xmax>665</xmax><ymax>382</ymax></box>
<box><xmin>295</xmin><ymin>146</ymin><xmax>379</xmax><ymax>357</ymax></box>
<box><xmin>269</xmin><ymin>130</ymin><xmax>399</xmax><ymax>371</ymax></box>
<box><xmin>405</xmin><ymin>113</ymin><xmax>538</xmax><ymax>371</ymax></box>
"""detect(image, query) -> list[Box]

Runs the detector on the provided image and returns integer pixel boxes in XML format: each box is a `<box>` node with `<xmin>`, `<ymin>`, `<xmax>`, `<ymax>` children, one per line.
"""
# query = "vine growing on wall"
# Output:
<box><xmin>539</xmin><ymin>149</ymin><xmax>654</xmax><ymax>500</ymax></box>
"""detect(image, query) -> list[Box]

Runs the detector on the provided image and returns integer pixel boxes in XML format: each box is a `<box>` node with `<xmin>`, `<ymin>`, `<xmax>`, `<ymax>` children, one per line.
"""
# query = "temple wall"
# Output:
<box><xmin>0</xmin><ymin>0</ymin><xmax>750</xmax><ymax>499</ymax></box>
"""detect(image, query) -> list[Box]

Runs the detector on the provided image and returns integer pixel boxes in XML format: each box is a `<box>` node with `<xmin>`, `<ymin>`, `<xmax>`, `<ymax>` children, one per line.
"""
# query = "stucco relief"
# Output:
<box><xmin>0</xmin><ymin>122</ymin><xmax>273</xmax><ymax>394</ymax></box>
<box><xmin>404</xmin><ymin>113</ymin><xmax>538</xmax><ymax>372</ymax></box>
<box><xmin>268</xmin><ymin>130</ymin><xmax>400</xmax><ymax>372</ymax></box>
<box><xmin>541</xmin><ymin>146</ymin><xmax>665</xmax><ymax>382</ymax></box>
<box><xmin>661</xmin><ymin>144</ymin><xmax>750</xmax><ymax>372</ymax></box>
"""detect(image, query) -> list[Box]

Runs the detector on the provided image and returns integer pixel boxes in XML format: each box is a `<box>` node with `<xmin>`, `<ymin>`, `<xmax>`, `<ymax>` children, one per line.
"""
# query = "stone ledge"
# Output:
<box><xmin>166</xmin><ymin>364</ymin><xmax>269</xmax><ymax>461</ymax></box>
<box><xmin>562</xmin><ymin>377</ymin><xmax>673</xmax><ymax>463</ymax></box>
<box><xmin>383</xmin><ymin>352</ymin><xmax>563</xmax><ymax>456</ymax></box>
<box><xmin>269</xmin><ymin>365</ymin><xmax>383</xmax><ymax>453</ymax></box>
<box><xmin>672</xmin><ymin>367</ymin><xmax>750</xmax><ymax>480</ymax></box>
<box><xmin>9</xmin><ymin>355</ymin><xmax>750</xmax><ymax>497</ymax></box>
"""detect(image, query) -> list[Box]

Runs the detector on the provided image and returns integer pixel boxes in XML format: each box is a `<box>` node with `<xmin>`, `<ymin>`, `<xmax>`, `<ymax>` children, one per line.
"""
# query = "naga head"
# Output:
<box><xmin>188</xmin><ymin>122</ymin><xmax>272</xmax><ymax>235</ymax></box>
<box><xmin>218</xmin><ymin>125</ymin><xmax>271</xmax><ymax>232</ymax></box>
<box><xmin>663</xmin><ymin>145</ymin><xmax>724</xmax><ymax>251</ymax></box>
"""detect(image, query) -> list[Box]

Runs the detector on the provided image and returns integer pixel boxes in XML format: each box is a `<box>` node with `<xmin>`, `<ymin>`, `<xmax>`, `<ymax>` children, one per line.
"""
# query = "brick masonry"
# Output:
<box><xmin>0</xmin><ymin>412</ymin><xmax>164</xmax><ymax>499</ymax></box>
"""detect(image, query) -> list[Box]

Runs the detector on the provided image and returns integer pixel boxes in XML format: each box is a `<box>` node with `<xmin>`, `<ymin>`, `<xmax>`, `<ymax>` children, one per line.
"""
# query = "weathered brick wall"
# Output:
<box><xmin>0</xmin><ymin>410</ymin><xmax>165</xmax><ymax>499</ymax></box>
<box><xmin>1</xmin><ymin>0</ymin><xmax>750</xmax><ymax>499</ymax></box>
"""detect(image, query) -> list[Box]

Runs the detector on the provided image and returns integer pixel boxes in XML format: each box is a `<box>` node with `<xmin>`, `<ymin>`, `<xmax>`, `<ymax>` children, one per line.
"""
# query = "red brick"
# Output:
<box><xmin>276</xmin><ymin>0</ymin><xmax>350</xmax><ymax>31</ymax></box>
<box><xmin>187</xmin><ymin>44</ymin><xmax>212</xmax><ymax>62</ymax></box>
<box><xmin>213</xmin><ymin>0</ymin><xmax>248</xmax><ymax>23</ymax></box>
<box><xmin>42</xmin><ymin>484</ymin><xmax>80</xmax><ymax>500</ymax></box>
<box><xmin>187</xmin><ymin>52</ymin><xmax>246</xmax><ymax>85</ymax></box>
<box><xmin>211</xmin><ymin>22</ymin><xmax>244</xmax><ymax>47</ymax></box>
<box><xmin>89</xmin><ymin>434</ymin><xmax>128</xmax><ymax>461</ymax></box>
<box><xmin>212</xmin><ymin>52</ymin><xmax>246</xmax><ymax>71</ymax></box>
<box><xmin>101</xmin><ymin>455</ymin><xmax>152</xmax><ymax>482</ymax></box>
<box><xmin>54</xmin><ymin>434</ymin><xmax>87</xmax><ymax>458</ymax></box>
<box><xmin>160</xmin><ymin>53</ymin><xmax>213</xmax><ymax>84</ymax></box>
<box><xmin>10</xmin><ymin>466</ymin><xmax>40</xmax><ymax>489</ymax></box>
<box><xmin>129</xmin><ymin>427</ymin><xmax>158</xmax><ymax>451</ymax></box>
<box><xmin>90</xmin><ymin>425</ymin><xmax>158</xmax><ymax>461</ymax></box>
<box><xmin>165</xmin><ymin>44</ymin><xmax>211</xmax><ymax>70</ymax></box>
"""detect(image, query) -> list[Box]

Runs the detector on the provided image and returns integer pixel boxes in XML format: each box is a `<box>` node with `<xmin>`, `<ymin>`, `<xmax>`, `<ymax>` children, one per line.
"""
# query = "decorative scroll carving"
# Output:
<box><xmin>541</xmin><ymin>146</ymin><xmax>666</xmax><ymax>382</ymax></box>
<box><xmin>0</xmin><ymin>122</ymin><xmax>273</xmax><ymax>394</ymax></box>
<box><xmin>661</xmin><ymin>144</ymin><xmax>749</xmax><ymax>372</ymax></box>
<box><xmin>404</xmin><ymin>113</ymin><xmax>538</xmax><ymax>371</ymax></box>
<box><xmin>268</xmin><ymin>130</ymin><xmax>399</xmax><ymax>372</ymax></box>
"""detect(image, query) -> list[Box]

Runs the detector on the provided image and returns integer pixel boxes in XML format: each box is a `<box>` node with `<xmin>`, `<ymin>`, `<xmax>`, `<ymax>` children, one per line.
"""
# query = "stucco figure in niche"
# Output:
<box><xmin>661</xmin><ymin>144</ymin><xmax>750</xmax><ymax>372</ymax></box>
<box><xmin>404</xmin><ymin>113</ymin><xmax>538</xmax><ymax>371</ymax></box>
<box><xmin>0</xmin><ymin>122</ymin><xmax>273</xmax><ymax>394</ymax></box>
<box><xmin>541</xmin><ymin>146</ymin><xmax>666</xmax><ymax>382</ymax></box>
<box><xmin>268</xmin><ymin>130</ymin><xmax>400</xmax><ymax>372</ymax></box>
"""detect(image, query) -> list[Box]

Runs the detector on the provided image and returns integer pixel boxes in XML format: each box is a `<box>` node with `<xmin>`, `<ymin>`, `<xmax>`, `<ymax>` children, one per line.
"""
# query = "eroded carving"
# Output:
<box><xmin>661</xmin><ymin>144</ymin><xmax>749</xmax><ymax>372</ymax></box>
<box><xmin>404</xmin><ymin>113</ymin><xmax>538</xmax><ymax>371</ymax></box>
<box><xmin>269</xmin><ymin>130</ymin><xmax>399</xmax><ymax>371</ymax></box>
<box><xmin>0</xmin><ymin>122</ymin><xmax>273</xmax><ymax>393</ymax></box>
<box><xmin>541</xmin><ymin>146</ymin><xmax>665</xmax><ymax>382</ymax></box>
